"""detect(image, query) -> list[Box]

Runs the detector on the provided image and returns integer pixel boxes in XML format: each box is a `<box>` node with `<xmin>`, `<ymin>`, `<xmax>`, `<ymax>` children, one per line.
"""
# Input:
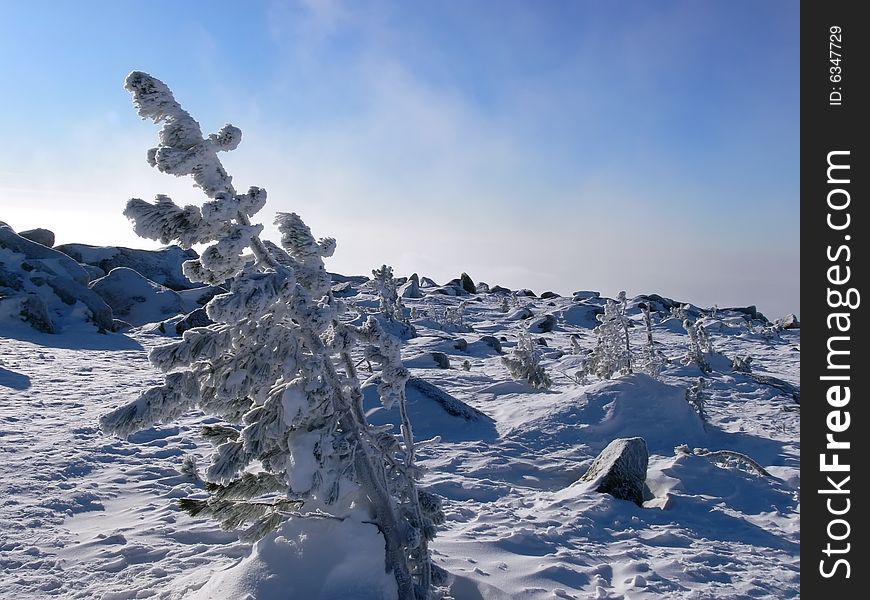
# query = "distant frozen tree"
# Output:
<box><xmin>683</xmin><ymin>319</ymin><xmax>711</xmax><ymax>373</ymax></box>
<box><xmin>579</xmin><ymin>297</ymin><xmax>631</xmax><ymax>380</ymax></box>
<box><xmin>498</xmin><ymin>296</ymin><xmax>510</xmax><ymax>313</ymax></box>
<box><xmin>372</xmin><ymin>264</ymin><xmax>402</xmax><ymax>321</ymax></box>
<box><xmin>99</xmin><ymin>72</ymin><xmax>441</xmax><ymax>599</ymax></box>
<box><xmin>569</xmin><ymin>334</ymin><xmax>582</xmax><ymax>355</ymax></box>
<box><xmin>502</xmin><ymin>327</ymin><xmax>552</xmax><ymax>389</ymax></box>
<box><xmin>685</xmin><ymin>377</ymin><xmax>708</xmax><ymax>423</ymax></box>
<box><xmin>636</xmin><ymin>302</ymin><xmax>665</xmax><ymax>379</ymax></box>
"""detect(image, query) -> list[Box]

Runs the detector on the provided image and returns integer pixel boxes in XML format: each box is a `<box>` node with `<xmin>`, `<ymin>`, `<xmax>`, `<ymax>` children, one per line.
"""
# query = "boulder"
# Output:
<box><xmin>399</xmin><ymin>274</ymin><xmax>422</xmax><ymax>299</ymax></box>
<box><xmin>528</xmin><ymin>313</ymin><xmax>557</xmax><ymax>333</ymax></box>
<box><xmin>515</xmin><ymin>288</ymin><xmax>536</xmax><ymax>297</ymax></box>
<box><xmin>476</xmin><ymin>282</ymin><xmax>490</xmax><ymax>293</ymax></box>
<box><xmin>331</xmin><ymin>281</ymin><xmax>358</xmax><ymax>297</ymax></box>
<box><xmin>90</xmin><ymin>267</ymin><xmax>195</xmax><ymax>326</ymax></box>
<box><xmin>175</xmin><ymin>307</ymin><xmax>214</xmax><ymax>335</ymax></box>
<box><xmin>452</xmin><ymin>338</ymin><xmax>468</xmax><ymax>352</ymax></box>
<box><xmin>79</xmin><ymin>263</ymin><xmax>106</xmax><ymax>282</ymax></box>
<box><xmin>507</xmin><ymin>307</ymin><xmax>533</xmax><ymax>320</ymax></box>
<box><xmin>721</xmin><ymin>305</ymin><xmax>769</xmax><ymax>324</ymax></box>
<box><xmin>19</xmin><ymin>228</ymin><xmax>55</xmax><ymax>247</ymax></box>
<box><xmin>0</xmin><ymin>224</ymin><xmax>114</xmax><ymax>332</ymax></box>
<box><xmin>459</xmin><ymin>272</ymin><xmax>477</xmax><ymax>294</ymax></box>
<box><xmin>539</xmin><ymin>291</ymin><xmax>560</xmax><ymax>299</ymax></box>
<box><xmin>572</xmin><ymin>290</ymin><xmax>600</xmax><ymax>302</ymax></box>
<box><xmin>489</xmin><ymin>285</ymin><xmax>512</xmax><ymax>294</ymax></box>
<box><xmin>0</xmin><ymin>224</ymin><xmax>89</xmax><ymax>285</ymax></box>
<box><xmin>777</xmin><ymin>314</ymin><xmax>800</xmax><ymax>329</ymax></box>
<box><xmin>55</xmin><ymin>243</ymin><xmax>198</xmax><ymax>290</ymax></box>
<box><xmin>431</xmin><ymin>352</ymin><xmax>451</xmax><ymax>369</ymax></box>
<box><xmin>579</xmin><ymin>437</ymin><xmax>649</xmax><ymax>506</ymax></box>
<box><xmin>0</xmin><ymin>294</ymin><xmax>55</xmax><ymax>333</ymax></box>
<box><xmin>478</xmin><ymin>335</ymin><xmax>503</xmax><ymax>353</ymax></box>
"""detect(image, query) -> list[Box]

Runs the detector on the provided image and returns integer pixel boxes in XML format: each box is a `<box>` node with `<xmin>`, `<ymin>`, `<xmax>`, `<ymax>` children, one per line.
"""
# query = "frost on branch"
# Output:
<box><xmin>100</xmin><ymin>72</ymin><xmax>441</xmax><ymax>600</ymax></box>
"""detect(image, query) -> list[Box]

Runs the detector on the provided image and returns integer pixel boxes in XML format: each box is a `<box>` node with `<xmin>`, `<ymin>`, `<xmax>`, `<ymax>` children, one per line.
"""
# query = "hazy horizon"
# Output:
<box><xmin>0</xmin><ymin>0</ymin><xmax>799</xmax><ymax>318</ymax></box>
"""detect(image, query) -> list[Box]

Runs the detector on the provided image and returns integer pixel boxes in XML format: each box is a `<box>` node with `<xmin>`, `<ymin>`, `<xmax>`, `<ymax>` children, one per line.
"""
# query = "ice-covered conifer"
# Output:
<box><xmin>372</xmin><ymin>264</ymin><xmax>401</xmax><ymax>320</ymax></box>
<box><xmin>683</xmin><ymin>319</ymin><xmax>711</xmax><ymax>373</ymax></box>
<box><xmin>100</xmin><ymin>72</ymin><xmax>439</xmax><ymax>599</ymax></box>
<box><xmin>502</xmin><ymin>327</ymin><xmax>552</xmax><ymax>388</ymax></box>
<box><xmin>636</xmin><ymin>302</ymin><xmax>665</xmax><ymax>379</ymax></box>
<box><xmin>579</xmin><ymin>297</ymin><xmax>631</xmax><ymax>380</ymax></box>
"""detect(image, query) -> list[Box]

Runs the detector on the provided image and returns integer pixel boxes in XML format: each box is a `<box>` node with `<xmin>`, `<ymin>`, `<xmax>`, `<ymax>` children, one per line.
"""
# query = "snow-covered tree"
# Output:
<box><xmin>372</xmin><ymin>264</ymin><xmax>402</xmax><ymax>321</ymax></box>
<box><xmin>99</xmin><ymin>72</ymin><xmax>441</xmax><ymax>599</ymax></box>
<box><xmin>685</xmin><ymin>377</ymin><xmax>709</xmax><ymax>423</ymax></box>
<box><xmin>502</xmin><ymin>327</ymin><xmax>552</xmax><ymax>388</ymax></box>
<box><xmin>579</xmin><ymin>297</ymin><xmax>631</xmax><ymax>380</ymax></box>
<box><xmin>683</xmin><ymin>319</ymin><xmax>711</xmax><ymax>373</ymax></box>
<box><xmin>636</xmin><ymin>302</ymin><xmax>665</xmax><ymax>379</ymax></box>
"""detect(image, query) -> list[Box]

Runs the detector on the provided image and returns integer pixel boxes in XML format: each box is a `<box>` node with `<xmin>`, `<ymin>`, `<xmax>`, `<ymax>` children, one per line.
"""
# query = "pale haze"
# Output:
<box><xmin>0</xmin><ymin>0</ymin><xmax>799</xmax><ymax>318</ymax></box>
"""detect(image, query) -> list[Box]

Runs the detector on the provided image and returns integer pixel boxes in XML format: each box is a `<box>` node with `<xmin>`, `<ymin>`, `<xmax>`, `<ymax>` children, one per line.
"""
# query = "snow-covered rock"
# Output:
<box><xmin>528</xmin><ymin>313</ymin><xmax>557</xmax><ymax>333</ymax></box>
<box><xmin>55</xmin><ymin>243</ymin><xmax>198</xmax><ymax>291</ymax></box>
<box><xmin>556</xmin><ymin>304</ymin><xmax>602</xmax><ymax>328</ymax></box>
<box><xmin>363</xmin><ymin>376</ymin><xmax>495</xmax><ymax>442</ymax></box>
<box><xmin>189</xmin><ymin>513</ymin><xmax>398</xmax><ymax>600</ymax></box>
<box><xmin>577</xmin><ymin>437</ymin><xmax>649</xmax><ymax>506</ymax></box>
<box><xmin>0</xmin><ymin>224</ymin><xmax>114</xmax><ymax>332</ymax></box>
<box><xmin>572</xmin><ymin>290</ymin><xmax>600</xmax><ymax>301</ymax></box>
<box><xmin>507</xmin><ymin>307</ymin><xmax>533</xmax><ymax>320</ymax></box>
<box><xmin>89</xmin><ymin>267</ymin><xmax>196</xmax><ymax>326</ymax></box>
<box><xmin>776</xmin><ymin>313</ymin><xmax>800</xmax><ymax>329</ymax></box>
<box><xmin>19</xmin><ymin>228</ymin><xmax>55</xmax><ymax>247</ymax></box>
<box><xmin>398</xmin><ymin>273</ymin><xmax>422</xmax><ymax>298</ymax></box>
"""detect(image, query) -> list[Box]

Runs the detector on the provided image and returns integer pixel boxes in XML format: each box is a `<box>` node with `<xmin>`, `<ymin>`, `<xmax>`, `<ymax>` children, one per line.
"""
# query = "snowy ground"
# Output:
<box><xmin>0</xmin><ymin>289</ymin><xmax>799</xmax><ymax>599</ymax></box>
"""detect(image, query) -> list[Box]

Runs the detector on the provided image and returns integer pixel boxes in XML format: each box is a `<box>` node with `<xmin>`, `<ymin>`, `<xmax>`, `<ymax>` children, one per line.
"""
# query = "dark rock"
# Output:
<box><xmin>328</xmin><ymin>272</ymin><xmax>369</xmax><ymax>284</ymax></box>
<box><xmin>476</xmin><ymin>282</ymin><xmax>490</xmax><ymax>293</ymax></box>
<box><xmin>420</xmin><ymin>277</ymin><xmax>438</xmax><ymax>288</ymax></box>
<box><xmin>0</xmin><ymin>294</ymin><xmax>55</xmax><ymax>333</ymax></box>
<box><xmin>429</xmin><ymin>286</ymin><xmax>457</xmax><ymax>296</ymax></box>
<box><xmin>175</xmin><ymin>307</ymin><xmax>213</xmax><ymax>335</ymax></box>
<box><xmin>331</xmin><ymin>281</ymin><xmax>358</xmax><ymax>297</ymax></box>
<box><xmin>489</xmin><ymin>285</ymin><xmax>512</xmax><ymax>294</ymax></box>
<box><xmin>79</xmin><ymin>263</ymin><xmax>106</xmax><ymax>282</ymax></box>
<box><xmin>540</xmin><ymin>291</ymin><xmax>560</xmax><ymax>299</ymax></box>
<box><xmin>580</xmin><ymin>437</ymin><xmax>649</xmax><ymax>506</ymax></box>
<box><xmin>777</xmin><ymin>314</ymin><xmax>800</xmax><ymax>329</ymax></box>
<box><xmin>460</xmin><ymin>272</ymin><xmax>477</xmax><ymax>294</ymax></box>
<box><xmin>453</xmin><ymin>338</ymin><xmax>468</xmax><ymax>352</ymax></box>
<box><xmin>507</xmin><ymin>307</ymin><xmax>534</xmax><ymax>320</ymax></box>
<box><xmin>534</xmin><ymin>337</ymin><xmax>548</xmax><ymax>347</ymax></box>
<box><xmin>721</xmin><ymin>305</ymin><xmax>769</xmax><ymax>324</ymax></box>
<box><xmin>528</xmin><ymin>313</ymin><xmax>557</xmax><ymax>333</ymax></box>
<box><xmin>19</xmin><ymin>228</ymin><xmax>55</xmax><ymax>247</ymax></box>
<box><xmin>631</xmin><ymin>294</ymin><xmax>677</xmax><ymax>313</ymax></box>
<box><xmin>479</xmin><ymin>335</ymin><xmax>503</xmax><ymax>353</ymax></box>
<box><xmin>431</xmin><ymin>352</ymin><xmax>451</xmax><ymax>369</ymax></box>
<box><xmin>515</xmin><ymin>289</ymin><xmax>536</xmax><ymax>297</ymax></box>
<box><xmin>572</xmin><ymin>290</ymin><xmax>600</xmax><ymax>302</ymax></box>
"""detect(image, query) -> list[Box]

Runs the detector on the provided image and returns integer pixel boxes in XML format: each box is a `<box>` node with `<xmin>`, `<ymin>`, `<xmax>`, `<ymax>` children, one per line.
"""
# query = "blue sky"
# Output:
<box><xmin>0</xmin><ymin>0</ymin><xmax>799</xmax><ymax>317</ymax></box>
